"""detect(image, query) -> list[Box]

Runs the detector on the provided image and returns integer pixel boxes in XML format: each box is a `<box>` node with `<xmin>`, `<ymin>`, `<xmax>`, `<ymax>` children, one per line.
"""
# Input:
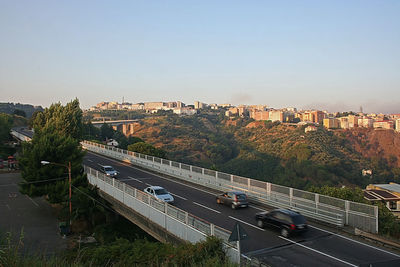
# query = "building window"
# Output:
<box><xmin>388</xmin><ymin>201</ymin><xmax>397</xmax><ymax>210</ymax></box>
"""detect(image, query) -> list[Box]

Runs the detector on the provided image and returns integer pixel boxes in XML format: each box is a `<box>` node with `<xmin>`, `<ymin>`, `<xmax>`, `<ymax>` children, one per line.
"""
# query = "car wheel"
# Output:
<box><xmin>231</xmin><ymin>203</ymin><xmax>236</xmax><ymax>210</ymax></box>
<box><xmin>217</xmin><ymin>198</ymin><xmax>221</xmax><ymax>204</ymax></box>
<box><xmin>257</xmin><ymin>220</ymin><xmax>264</xmax><ymax>228</ymax></box>
<box><xmin>281</xmin><ymin>228</ymin><xmax>289</xmax><ymax>237</ymax></box>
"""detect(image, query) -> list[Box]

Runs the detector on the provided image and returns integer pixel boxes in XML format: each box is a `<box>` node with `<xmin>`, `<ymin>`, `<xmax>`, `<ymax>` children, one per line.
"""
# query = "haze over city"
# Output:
<box><xmin>1</xmin><ymin>1</ymin><xmax>399</xmax><ymax>113</ymax></box>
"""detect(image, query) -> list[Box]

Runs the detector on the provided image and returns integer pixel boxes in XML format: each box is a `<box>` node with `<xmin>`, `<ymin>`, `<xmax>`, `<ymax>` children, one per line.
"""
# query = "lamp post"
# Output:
<box><xmin>41</xmin><ymin>160</ymin><xmax>72</xmax><ymax>226</ymax></box>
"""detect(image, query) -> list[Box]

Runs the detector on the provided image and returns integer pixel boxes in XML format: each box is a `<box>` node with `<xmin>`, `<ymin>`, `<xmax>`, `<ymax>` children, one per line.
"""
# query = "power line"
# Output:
<box><xmin>71</xmin><ymin>185</ymin><xmax>115</xmax><ymax>213</ymax></box>
<box><xmin>0</xmin><ymin>176</ymin><xmax>68</xmax><ymax>187</ymax></box>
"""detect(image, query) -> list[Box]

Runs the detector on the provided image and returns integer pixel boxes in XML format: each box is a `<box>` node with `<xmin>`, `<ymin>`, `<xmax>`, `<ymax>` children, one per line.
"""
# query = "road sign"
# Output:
<box><xmin>228</xmin><ymin>222</ymin><xmax>248</xmax><ymax>242</ymax></box>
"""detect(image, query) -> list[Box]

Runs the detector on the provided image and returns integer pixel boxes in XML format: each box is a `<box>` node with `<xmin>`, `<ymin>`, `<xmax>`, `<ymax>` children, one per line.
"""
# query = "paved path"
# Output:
<box><xmin>0</xmin><ymin>172</ymin><xmax>67</xmax><ymax>255</ymax></box>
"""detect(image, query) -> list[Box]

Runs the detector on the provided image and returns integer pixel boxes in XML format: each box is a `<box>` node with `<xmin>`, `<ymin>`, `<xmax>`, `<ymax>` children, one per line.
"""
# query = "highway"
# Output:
<box><xmin>84</xmin><ymin>151</ymin><xmax>400</xmax><ymax>266</ymax></box>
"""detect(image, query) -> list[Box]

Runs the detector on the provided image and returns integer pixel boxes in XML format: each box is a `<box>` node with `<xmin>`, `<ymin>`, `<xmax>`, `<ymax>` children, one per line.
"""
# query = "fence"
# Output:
<box><xmin>81</xmin><ymin>140</ymin><xmax>378</xmax><ymax>234</ymax></box>
<box><xmin>84</xmin><ymin>165</ymin><xmax>240</xmax><ymax>263</ymax></box>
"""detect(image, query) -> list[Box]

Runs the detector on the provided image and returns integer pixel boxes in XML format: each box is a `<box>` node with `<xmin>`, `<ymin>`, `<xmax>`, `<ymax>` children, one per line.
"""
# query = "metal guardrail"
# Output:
<box><xmin>84</xmin><ymin>165</ymin><xmax>240</xmax><ymax>263</ymax></box>
<box><xmin>81</xmin><ymin>140</ymin><xmax>379</xmax><ymax>234</ymax></box>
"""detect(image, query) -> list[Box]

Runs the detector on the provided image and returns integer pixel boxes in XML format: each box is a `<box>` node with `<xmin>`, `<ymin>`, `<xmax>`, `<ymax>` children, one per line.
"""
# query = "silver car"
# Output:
<box><xmin>144</xmin><ymin>186</ymin><xmax>174</xmax><ymax>203</ymax></box>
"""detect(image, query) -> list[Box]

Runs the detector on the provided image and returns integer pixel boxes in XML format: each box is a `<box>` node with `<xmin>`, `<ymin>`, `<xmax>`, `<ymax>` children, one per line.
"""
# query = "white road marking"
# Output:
<box><xmin>88</xmin><ymin>159</ymin><xmax>93</xmax><ymax>162</ymax></box>
<box><xmin>145</xmin><ymin>183</ymin><xmax>152</xmax><ymax>187</ymax></box>
<box><xmin>229</xmin><ymin>216</ymin><xmax>265</xmax><ymax>231</ymax></box>
<box><xmin>171</xmin><ymin>193</ymin><xmax>187</xmax><ymax>200</ymax></box>
<box><xmin>279</xmin><ymin>236</ymin><xmax>358</xmax><ymax>266</ymax></box>
<box><xmin>6</xmin><ymin>204</ymin><xmax>10</xmax><ymax>210</ymax></box>
<box><xmin>27</xmin><ymin>196</ymin><xmax>39</xmax><ymax>207</ymax></box>
<box><xmin>127</xmin><ymin>176</ymin><xmax>143</xmax><ymax>183</ymax></box>
<box><xmin>248</xmin><ymin>204</ymin><xmax>266</xmax><ymax>212</ymax></box>
<box><xmin>308</xmin><ymin>225</ymin><xmax>400</xmax><ymax>258</ymax></box>
<box><xmin>193</xmin><ymin>202</ymin><xmax>221</xmax><ymax>213</ymax></box>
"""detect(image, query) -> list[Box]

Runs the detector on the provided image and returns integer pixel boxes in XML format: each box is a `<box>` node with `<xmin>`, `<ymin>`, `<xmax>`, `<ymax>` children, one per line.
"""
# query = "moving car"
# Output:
<box><xmin>144</xmin><ymin>186</ymin><xmax>174</xmax><ymax>203</ymax></box>
<box><xmin>216</xmin><ymin>191</ymin><xmax>248</xmax><ymax>209</ymax></box>
<box><xmin>255</xmin><ymin>209</ymin><xmax>308</xmax><ymax>237</ymax></box>
<box><xmin>100</xmin><ymin>165</ymin><xmax>119</xmax><ymax>177</ymax></box>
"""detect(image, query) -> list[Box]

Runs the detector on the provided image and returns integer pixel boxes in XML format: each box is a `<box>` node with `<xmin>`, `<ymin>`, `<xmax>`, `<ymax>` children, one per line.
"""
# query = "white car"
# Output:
<box><xmin>144</xmin><ymin>186</ymin><xmax>174</xmax><ymax>203</ymax></box>
<box><xmin>100</xmin><ymin>165</ymin><xmax>119</xmax><ymax>177</ymax></box>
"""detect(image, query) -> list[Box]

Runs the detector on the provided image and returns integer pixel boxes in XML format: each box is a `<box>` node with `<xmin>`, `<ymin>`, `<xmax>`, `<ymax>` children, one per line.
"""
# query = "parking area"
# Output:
<box><xmin>0</xmin><ymin>172</ymin><xmax>67</xmax><ymax>255</ymax></box>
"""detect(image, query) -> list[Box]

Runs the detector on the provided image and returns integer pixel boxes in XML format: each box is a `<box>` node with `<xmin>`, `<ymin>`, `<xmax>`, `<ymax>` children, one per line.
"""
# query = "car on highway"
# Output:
<box><xmin>144</xmin><ymin>186</ymin><xmax>174</xmax><ymax>204</ymax></box>
<box><xmin>216</xmin><ymin>191</ymin><xmax>248</xmax><ymax>209</ymax></box>
<box><xmin>100</xmin><ymin>165</ymin><xmax>119</xmax><ymax>177</ymax></box>
<box><xmin>255</xmin><ymin>209</ymin><xmax>308</xmax><ymax>237</ymax></box>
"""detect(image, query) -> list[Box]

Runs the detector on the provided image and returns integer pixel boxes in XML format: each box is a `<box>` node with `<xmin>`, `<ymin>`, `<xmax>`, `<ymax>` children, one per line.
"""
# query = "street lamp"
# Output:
<box><xmin>41</xmin><ymin>160</ymin><xmax>72</xmax><ymax>226</ymax></box>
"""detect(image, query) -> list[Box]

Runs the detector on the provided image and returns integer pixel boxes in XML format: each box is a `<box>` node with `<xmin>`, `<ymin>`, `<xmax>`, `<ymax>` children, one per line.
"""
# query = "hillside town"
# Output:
<box><xmin>90</xmin><ymin>101</ymin><xmax>400</xmax><ymax>131</ymax></box>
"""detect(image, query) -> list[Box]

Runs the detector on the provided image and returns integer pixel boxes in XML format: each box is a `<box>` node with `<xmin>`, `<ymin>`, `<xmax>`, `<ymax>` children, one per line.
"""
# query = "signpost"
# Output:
<box><xmin>228</xmin><ymin>222</ymin><xmax>248</xmax><ymax>264</ymax></box>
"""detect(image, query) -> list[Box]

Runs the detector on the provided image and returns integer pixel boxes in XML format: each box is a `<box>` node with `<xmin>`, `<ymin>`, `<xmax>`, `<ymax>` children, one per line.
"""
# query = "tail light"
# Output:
<box><xmin>290</xmin><ymin>224</ymin><xmax>296</xmax><ymax>230</ymax></box>
<box><xmin>234</xmin><ymin>195</ymin><xmax>238</xmax><ymax>202</ymax></box>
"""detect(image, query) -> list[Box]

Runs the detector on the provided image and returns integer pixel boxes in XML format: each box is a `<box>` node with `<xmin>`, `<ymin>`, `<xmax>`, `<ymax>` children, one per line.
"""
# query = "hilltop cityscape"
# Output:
<box><xmin>91</xmin><ymin>100</ymin><xmax>400</xmax><ymax>131</ymax></box>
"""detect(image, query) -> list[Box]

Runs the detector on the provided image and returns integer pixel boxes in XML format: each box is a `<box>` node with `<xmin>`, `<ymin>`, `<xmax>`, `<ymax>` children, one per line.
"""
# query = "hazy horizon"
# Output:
<box><xmin>1</xmin><ymin>1</ymin><xmax>399</xmax><ymax>114</ymax></box>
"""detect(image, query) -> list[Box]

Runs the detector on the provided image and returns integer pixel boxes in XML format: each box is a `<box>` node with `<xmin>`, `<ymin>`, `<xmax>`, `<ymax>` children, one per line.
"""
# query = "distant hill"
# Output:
<box><xmin>125</xmin><ymin>112</ymin><xmax>400</xmax><ymax>190</ymax></box>
<box><xmin>0</xmin><ymin>102</ymin><xmax>43</xmax><ymax>118</ymax></box>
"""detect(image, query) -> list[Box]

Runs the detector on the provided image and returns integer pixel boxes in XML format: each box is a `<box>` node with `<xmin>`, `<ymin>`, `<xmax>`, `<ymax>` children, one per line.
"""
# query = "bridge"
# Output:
<box><xmin>91</xmin><ymin>120</ymin><xmax>139</xmax><ymax>136</ymax></box>
<box><xmin>12</xmin><ymin>130</ymin><xmax>400</xmax><ymax>265</ymax></box>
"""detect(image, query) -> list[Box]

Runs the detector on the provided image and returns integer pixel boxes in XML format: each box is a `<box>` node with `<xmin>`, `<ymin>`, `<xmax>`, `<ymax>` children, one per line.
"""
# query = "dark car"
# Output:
<box><xmin>216</xmin><ymin>191</ymin><xmax>248</xmax><ymax>209</ymax></box>
<box><xmin>255</xmin><ymin>209</ymin><xmax>308</xmax><ymax>237</ymax></box>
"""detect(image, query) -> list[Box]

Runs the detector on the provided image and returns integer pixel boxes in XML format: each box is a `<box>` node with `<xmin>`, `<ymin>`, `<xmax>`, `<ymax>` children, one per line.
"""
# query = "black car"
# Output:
<box><xmin>255</xmin><ymin>209</ymin><xmax>308</xmax><ymax>237</ymax></box>
<box><xmin>216</xmin><ymin>191</ymin><xmax>248</xmax><ymax>209</ymax></box>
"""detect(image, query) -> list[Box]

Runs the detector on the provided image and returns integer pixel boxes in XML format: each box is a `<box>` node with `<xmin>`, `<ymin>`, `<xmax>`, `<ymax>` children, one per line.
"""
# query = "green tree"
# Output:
<box><xmin>127</xmin><ymin>142</ymin><xmax>166</xmax><ymax>158</ymax></box>
<box><xmin>32</xmin><ymin>98</ymin><xmax>82</xmax><ymax>140</ymax></box>
<box><xmin>0</xmin><ymin>113</ymin><xmax>13</xmax><ymax>142</ymax></box>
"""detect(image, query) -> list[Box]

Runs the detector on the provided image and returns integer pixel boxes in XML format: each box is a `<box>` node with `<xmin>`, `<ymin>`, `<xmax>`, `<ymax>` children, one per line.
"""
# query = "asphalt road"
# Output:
<box><xmin>0</xmin><ymin>172</ymin><xmax>67</xmax><ymax>256</ymax></box>
<box><xmin>84</xmin><ymin>151</ymin><xmax>400</xmax><ymax>266</ymax></box>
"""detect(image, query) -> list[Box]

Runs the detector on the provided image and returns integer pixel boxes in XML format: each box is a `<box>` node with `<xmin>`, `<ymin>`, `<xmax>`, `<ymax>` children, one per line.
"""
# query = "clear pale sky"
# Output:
<box><xmin>1</xmin><ymin>1</ymin><xmax>399</xmax><ymax>113</ymax></box>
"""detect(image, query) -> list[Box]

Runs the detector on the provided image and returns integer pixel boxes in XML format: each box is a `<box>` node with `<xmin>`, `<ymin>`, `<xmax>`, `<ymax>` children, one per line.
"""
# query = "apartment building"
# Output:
<box><xmin>323</xmin><ymin>118</ymin><xmax>340</xmax><ymax>129</ymax></box>
<box><xmin>358</xmin><ymin>117</ymin><xmax>374</xmax><ymax>128</ymax></box>
<box><xmin>250</xmin><ymin>110</ymin><xmax>269</xmax><ymax>121</ymax></box>
<box><xmin>396</xmin><ymin>119</ymin><xmax>400</xmax><ymax>132</ymax></box>
<box><xmin>373</xmin><ymin>120</ymin><xmax>394</xmax><ymax>130</ymax></box>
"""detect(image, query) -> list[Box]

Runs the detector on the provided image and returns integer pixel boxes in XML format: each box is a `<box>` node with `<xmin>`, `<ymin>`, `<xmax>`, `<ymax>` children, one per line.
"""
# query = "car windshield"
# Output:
<box><xmin>104</xmin><ymin>167</ymin><xmax>114</xmax><ymax>172</ymax></box>
<box><xmin>154</xmin><ymin>188</ymin><xmax>168</xmax><ymax>195</ymax></box>
<box><xmin>292</xmin><ymin>215</ymin><xmax>306</xmax><ymax>224</ymax></box>
<box><xmin>236</xmin><ymin>194</ymin><xmax>247</xmax><ymax>200</ymax></box>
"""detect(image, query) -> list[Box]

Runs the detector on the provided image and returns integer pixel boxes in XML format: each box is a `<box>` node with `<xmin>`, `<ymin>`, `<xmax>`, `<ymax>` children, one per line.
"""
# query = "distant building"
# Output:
<box><xmin>173</xmin><ymin>107</ymin><xmax>197</xmax><ymax>115</ymax></box>
<box><xmin>305</xmin><ymin>125</ymin><xmax>317</xmax><ymax>133</ymax></box>
<box><xmin>194</xmin><ymin>101</ymin><xmax>206</xmax><ymax>109</ymax></box>
<box><xmin>347</xmin><ymin>115</ymin><xmax>359</xmax><ymax>128</ymax></box>
<box><xmin>323</xmin><ymin>118</ymin><xmax>340</xmax><ymax>129</ymax></box>
<box><xmin>364</xmin><ymin>183</ymin><xmax>400</xmax><ymax>217</ymax></box>
<box><xmin>106</xmin><ymin>139</ymin><xmax>119</xmax><ymax>147</ymax></box>
<box><xmin>373</xmin><ymin>120</ymin><xmax>394</xmax><ymax>130</ymax></box>
<box><xmin>250</xmin><ymin>110</ymin><xmax>269</xmax><ymax>121</ymax></box>
<box><xmin>358</xmin><ymin>117</ymin><xmax>374</xmax><ymax>128</ymax></box>
<box><xmin>269</xmin><ymin>110</ymin><xmax>284</xmax><ymax>122</ymax></box>
<box><xmin>396</xmin><ymin>119</ymin><xmax>400</xmax><ymax>132</ymax></box>
<box><xmin>339</xmin><ymin>117</ymin><xmax>349</xmax><ymax>129</ymax></box>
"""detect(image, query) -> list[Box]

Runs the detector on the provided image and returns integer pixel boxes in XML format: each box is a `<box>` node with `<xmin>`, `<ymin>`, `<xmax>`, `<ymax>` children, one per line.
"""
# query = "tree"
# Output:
<box><xmin>0</xmin><ymin>113</ymin><xmax>13</xmax><ymax>142</ymax></box>
<box><xmin>32</xmin><ymin>98</ymin><xmax>82</xmax><ymax>140</ymax></box>
<box><xmin>127</xmin><ymin>142</ymin><xmax>166</xmax><ymax>158</ymax></box>
<box><xmin>19</xmin><ymin>99</ymin><xmax>85</xmax><ymax>203</ymax></box>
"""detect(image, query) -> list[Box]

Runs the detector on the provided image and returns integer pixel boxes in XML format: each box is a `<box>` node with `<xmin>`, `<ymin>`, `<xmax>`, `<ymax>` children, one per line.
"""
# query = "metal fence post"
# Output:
<box><xmin>315</xmin><ymin>194</ymin><xmax>320</xmax><ymax>214</ymax></box>
<box><xmin>375</xmin><ymin>205</ymin><xmax>379</xmax><ymax>233</ymax></box>
<box><xmin>345</xmin><ymin>200</ymin><xmax>350</xmax><ymax>225</ymax></box>
<box><xmin>289</xmin><ymin>188</ymin><xmax>293</xmax><ymax>208</ymax></box>
<box><xmin>211</xmin><ymin>223</ymin><xmax>215</xmax><ymax>236</ymax></box>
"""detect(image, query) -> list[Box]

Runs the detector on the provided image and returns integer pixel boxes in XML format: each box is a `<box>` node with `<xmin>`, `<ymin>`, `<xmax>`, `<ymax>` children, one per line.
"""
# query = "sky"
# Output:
<box><xmin>0</xmin><ymin>0</ymin><xmax>399</xmax><ymax>113</ymax></box>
